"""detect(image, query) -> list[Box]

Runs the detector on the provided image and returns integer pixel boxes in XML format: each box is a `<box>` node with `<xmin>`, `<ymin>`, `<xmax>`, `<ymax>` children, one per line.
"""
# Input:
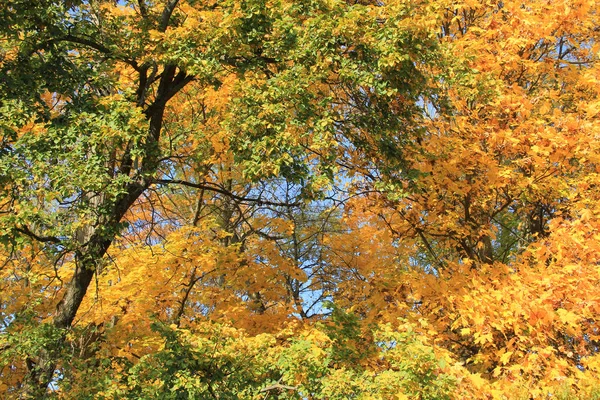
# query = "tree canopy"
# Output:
<box><xmin>1</xmin><ymin>0</ymin><xmax>600</xmax><ymax>398</ymax></box>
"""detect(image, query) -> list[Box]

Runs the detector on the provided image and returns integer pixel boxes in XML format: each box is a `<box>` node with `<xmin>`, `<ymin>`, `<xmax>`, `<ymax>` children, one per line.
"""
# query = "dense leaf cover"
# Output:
<box><xmin>1</xmin><ymin>0</ymin><xmax>600</xmax><ymax>398</ymax></box>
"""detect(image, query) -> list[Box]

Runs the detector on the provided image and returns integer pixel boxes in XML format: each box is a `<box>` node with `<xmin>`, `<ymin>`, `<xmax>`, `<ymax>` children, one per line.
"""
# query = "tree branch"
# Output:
<box><xmin>260</xmin><ymin>383</ymin><xmax>298</xmax><ymax>393</ymax></box>
<box><xmin>160</xmin><ymin>0</ymin><xmax>180</xmax><ymax>32</ymax></box>
<box><xmin>55</xmin><ymin>34</ymin><xmax>139</xmax><ymax>69</ymax></box>
<box><xmin>14</xmin><ymin>226</ymin><xmax>62</xmax><ymax>244</ymax></box>
<box><xmin>153</xmin><ymin>179</ymin><xmax>301</xmax><ymax>207</ymax></box>
<box><xmin>137</xmin><ymin>0</ymin><xmax>148</xmax><ymax>18</ymax></box>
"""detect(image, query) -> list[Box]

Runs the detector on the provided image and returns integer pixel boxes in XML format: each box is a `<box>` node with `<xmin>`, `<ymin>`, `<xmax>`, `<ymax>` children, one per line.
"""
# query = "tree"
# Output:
<box><xmin>0</xmin><ymin>0</ymin><xmax>441</xmax><ymax>396</ymax></box>
<box><xmin>2</xmin><ymin>0</ymin><xmax>600</xmax><ymax>398</ymax></box>
<box><xmin>359</xmin><ymin>0</ymin><xmax>600</xmax><ymax>396</ymax></box>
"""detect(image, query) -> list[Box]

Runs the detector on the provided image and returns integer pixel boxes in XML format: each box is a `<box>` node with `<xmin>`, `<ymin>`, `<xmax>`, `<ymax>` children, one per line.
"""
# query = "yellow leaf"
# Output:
<box><xmin>470</xmin><ymin>373</ymin><xmax>487</xmax><ymax>389</ymax></box>
<box><xmin>499</xmin><ymin>351</ymin><xmax>513</xmax><ymax>365</ymax></box>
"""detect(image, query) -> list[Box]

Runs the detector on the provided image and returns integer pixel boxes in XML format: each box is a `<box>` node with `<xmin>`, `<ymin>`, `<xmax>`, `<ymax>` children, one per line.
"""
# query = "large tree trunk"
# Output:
<box><xmin>19</xmin><ymin>68</ymin><xmax>188</xmax><ymax>396</ymax></box>
<box><xmin>11</xmin><ymin>0</ymin><xmax>193</xmax><ymax>393</ymax></box>
<box><xmin>21</xmin><ymin>183</ymin><xmax>147</xmax><ymax>398</ymax></box>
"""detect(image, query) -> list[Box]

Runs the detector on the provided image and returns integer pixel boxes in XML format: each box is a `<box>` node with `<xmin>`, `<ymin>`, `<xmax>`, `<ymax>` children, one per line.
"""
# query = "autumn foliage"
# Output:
<box><xmin>1</xmin><ymin>0</ymin><xmax>600</xmax><ymax>398</ymax></box>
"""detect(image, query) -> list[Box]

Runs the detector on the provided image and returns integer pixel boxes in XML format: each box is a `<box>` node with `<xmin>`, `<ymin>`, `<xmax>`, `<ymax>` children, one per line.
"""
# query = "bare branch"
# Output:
<box><xmin>153</xmin><ymin>179</ymin><xmax>301</xmax><ymax>207</ymax></box>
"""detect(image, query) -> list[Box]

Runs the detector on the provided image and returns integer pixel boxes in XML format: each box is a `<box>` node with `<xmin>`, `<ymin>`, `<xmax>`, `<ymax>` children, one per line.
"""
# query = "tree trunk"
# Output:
<box><xmin>21</xmin><ymin>183</ymin><xmax>147</xmax><ymax>397</ymax></box>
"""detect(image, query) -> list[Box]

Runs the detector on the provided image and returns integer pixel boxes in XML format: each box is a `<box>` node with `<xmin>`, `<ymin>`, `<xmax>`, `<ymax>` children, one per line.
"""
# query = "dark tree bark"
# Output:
<box><xmin>20</xmin><ymin>48</ymin><xmax>193</xmax><ymax>400</ymax></box>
